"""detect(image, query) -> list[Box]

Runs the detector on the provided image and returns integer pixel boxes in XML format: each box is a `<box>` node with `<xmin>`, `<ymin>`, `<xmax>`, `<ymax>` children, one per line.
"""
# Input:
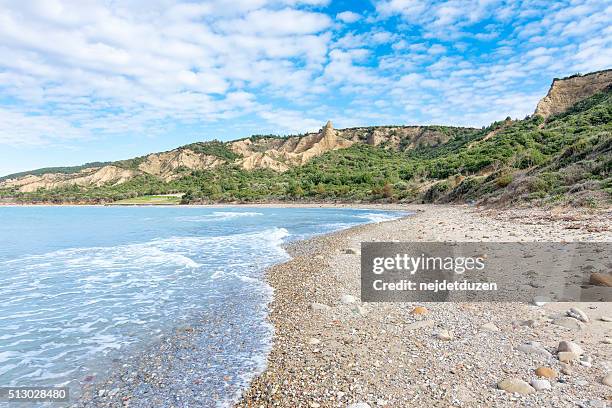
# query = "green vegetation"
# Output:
<box><xmin>111</xmin><ymin>195</ymin><xmax>182</xmax><ymax>205</ymax></box>
<box><xmin>0</xmin><ymin>162</ymin><xmax>110</xmax><ymax>182</ymax></box>
<box><xmin>2</xmin><ymin>87</ymin><xmax>610</xmax><ymax>206</ymax></box>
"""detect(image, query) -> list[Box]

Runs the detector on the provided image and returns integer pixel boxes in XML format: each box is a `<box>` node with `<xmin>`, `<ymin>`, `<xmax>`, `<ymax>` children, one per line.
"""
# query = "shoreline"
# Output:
<box><xmin>236</xmin><ymin>204</ymin><xmax>612</xmax><ymax>407</ymax></box>
<box><xmin>71</xmin><ymin>206</ymin><xmax>411</xmax><ymax>408</ymax></box>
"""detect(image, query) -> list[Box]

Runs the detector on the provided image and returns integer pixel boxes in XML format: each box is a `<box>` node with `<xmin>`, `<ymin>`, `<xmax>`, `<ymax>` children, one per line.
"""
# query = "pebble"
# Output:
<box><xmin>343</xmin><ymin>248</ymin><xmax>358</xmax><ymax>254</ymax></box>
<box><xmin>530</xmin><ymin>378</ymin><xmax>552</xmax><ymax>391</ymax></box>
<box><xmin>497</xmin><ymin>378</ymin><xmax>535</xmax><ymax>394</ymax></box>
<box><xmin>590</xmin><ymin>273</ymin><xmax>612</xmax><ymax>287</ymax></box>
<box><xmin>436</xmin><ymin>329</ymin><xmax>453</xmax><ymax>341</ymax></box>
<box><xmin>352</xmin><ymin>305</ymin><xmax>368</xmax><ymax>316</ymax></box>
<box><xmin>516</xmin><ymin>342</ymin><xmax>553</xmax><ymax>360</ymax></box>
<box><xmin>553</xmin><ymin>317</ymin><xmax>585</xmax><ymax>330</ymax></box>
<box><xmin>600</xmin><ymin>316</ymin><xmax>612</xmax><ymax>322</ymax></box>
<box><xmin>558</xmin><ymin>340</ymin><xmax>584</xmax><ymax>355</ymax></box>
<box><xmin>310</xmin><ymin>302</ymin><xmax>331</xmax><ymax>311</ymax></box>
<box><xmin>98</xmin><ymin>390</ymin><xmax>106</xmax><ymax>398</ymax></box>
<box><xmin>535</xmin><ymin>367</ymin><xmax>557</xmax><ymax>379</ymax></box>
<box><xmin>411</xmin><ymin>306</ymin><xmax>428</xmax><ymax>315</ymax></box>
<box><xmin>348</xmin><ymin>404</ymin><xmax>372</xmax><ymax>408</ymax></box>
<box><xmin>481</xmin><ymin>322</ymin><xmax>500</xmax><ymax>332</ymax></box>
<box><xmin>567</xmin><ymin>307</ymin><xmax>589</xmax><ymax>323</ymax></box>
<box><xmin>341</xmin><ymin>294</ymin><xmax>356</xmax><ymax>304</ymax></box>
<box><xmin>533</xmin><ymin>296</ymin><xmax>549</xmax><ymax>306</ymax></box>
<box><xmin>603</xmin><ymin>337</ymin><xmax>612</xmax><ymax>344</ymax></box>
<box><xmin>560</xmin><ymin>362</ymin><xmax>573</xmax><ymax>375</ymax></box>
<box><xmin>308</xmin><ymin>338</ymin><xmax>321</xmax><ymax>345</ymax></box>
<box><xmin>558</xmin><ymin>351</ymin><xmax>580</xmax><ymax>363</ymax></box>
<box><xmin>602</xmin><ymin>373</ymin><xmax>612</xmax><ymax>387</ymax></box>
<box><xmin>580</xmin><ymin>355</ymin><xmax>593</xmax><ymax>367</ymax></box>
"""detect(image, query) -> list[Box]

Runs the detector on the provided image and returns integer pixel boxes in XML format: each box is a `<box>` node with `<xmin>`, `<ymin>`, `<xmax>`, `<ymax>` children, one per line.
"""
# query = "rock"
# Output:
<box><xmin>590</xmin><ymin>273</ymin><xmax>612</xmax><ymax>287</ymax></box>
<box><xmin>553</xmin><ymin>317</ymin><xmax>585</xmax><ymax>330</ymax></box>
<box><xmin>531</xmin><ymin>378</ymin><xmax>552</xmax><ymax>391</ymax></box>
<box><xmin>481</xmin><ymin>322</ymin><xmax>500</xmax><ymax>332</ymax></box>
<box><xmin>558</xmin><ymin>340</ymin><xmax>584</xmax><ymax>355</ymax></box>
<box><xmin>341</xmin><ymin>294</ymin><xmax>356</xmax><ymax>304</ymax></box>
<box><xmin>603</xmin><ymin>337</ymin><xmax>612</xmax><ymax>344</ymax></box>
<box><xmin>533</xmin><ymin>296</ymin><xmax>549</xmax><ymax>306</ymax></box>
<box><xmin>600</xmin><ymin>316</ymin><xmax>612</xmax><ymax>322</ymax></box>
<box><xmin>98</xmin><ymin>390</ymin><xmax>106</xmax><ymax>398</ymax></box>
<box><xmin>310</xmin><ymin>403</ymin><xmax>320</xmax><ymax>408</ymax></box>
<box><xmin>308</xmin><ymin>338</ymin><xmax>321</xmax><ymax>345</ymax></box>
<box><xmin>348</xmin><ymin>404</ymin><xmax>372</xmax><ymax>408</ymax></box>
<box><xmin>497</xmin><ymin>378</ymin><xmax>535</xmax><ymax>394</ymax></box>
<box><xmin>567</xmin><ymin>307</ymin><xmax>589</xmax><ymax>323</ymax></box>
<box><xmin>436</xmin><ymin>329</ymin><xmax>453</xmax><ymax>341</ymax></box>
<box><xmin>406</xmin><ymin>320</ymin><xmax>434</xmax><ymax>330</ymax></box>
<box><xmin>602</xmin><ymin>373</ymin><xmax>612</xmax><ymax>387</ymax></box>
<box><xmin>580</xmin><ymin>355</ymin><xmax>593</xmax><ymax>367</ymax></box>
<box><xmin>516</xmin><ymin>342</ymin><xmax>553</xmax><ymax>360</ymax></box>
<box><xmin>535</xmin><ymin>367</ymin><xmax>557</xmax><ymax>379</ymax></box>
<box><xmin>343</xmin><ymin>248</ymin><xmax>358</xmax><ymax>254</ymax></box>
<box><xmin>376</xmin><ymin>399</ymin><xmax>388</xmax><ymax>406</ymax></box>
<box><xmin>560</xmin><ymin>362</ymin><xmax>573</xmax><ymax>375</ymax></box>
<box><xmin>310</xmin><ymin>302</ymin><xmax>331</xmax><ymax>311</ymax></box>
<box><xmin>411</xmin><ymin>306</ymin><xmax>428</xmax><ymax>315</ymax></box>
<box><xmin>558</xmin><ymin>351</ymin><xmax>580</xmax><ymax>363</ymax></box>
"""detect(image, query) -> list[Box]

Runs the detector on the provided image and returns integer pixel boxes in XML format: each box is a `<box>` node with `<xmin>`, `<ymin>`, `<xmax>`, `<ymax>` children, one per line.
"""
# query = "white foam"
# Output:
<box><xmin>176</xmin><ymin>211</ymin><xmax>263</xmax><ymax>222</ymax></box>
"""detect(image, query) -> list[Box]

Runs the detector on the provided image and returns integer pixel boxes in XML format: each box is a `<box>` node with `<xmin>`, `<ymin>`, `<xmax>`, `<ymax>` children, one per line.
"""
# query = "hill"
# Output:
<box><xmin>1</xmin><ymin>71</ymin><xmax>610</xmax><ymax>206</ymax></box>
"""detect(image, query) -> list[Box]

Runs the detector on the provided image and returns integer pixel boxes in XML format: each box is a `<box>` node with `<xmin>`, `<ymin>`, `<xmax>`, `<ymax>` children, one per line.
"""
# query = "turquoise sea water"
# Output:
<box><xmin>0</xmin><ymin>206</ymin><xmax>404</xmax><ymax>405</ymax></box>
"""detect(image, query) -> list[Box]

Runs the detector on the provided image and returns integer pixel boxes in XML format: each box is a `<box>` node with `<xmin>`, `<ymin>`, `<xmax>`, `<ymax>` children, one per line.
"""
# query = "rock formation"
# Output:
<box><xmin>535</xmin><ymin>69</ymin><xmax>612</xmax><ymax>118</ymax></box>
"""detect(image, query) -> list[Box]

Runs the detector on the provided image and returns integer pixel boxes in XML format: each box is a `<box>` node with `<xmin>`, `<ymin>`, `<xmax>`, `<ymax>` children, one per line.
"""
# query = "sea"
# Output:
<box><xmin>0</xmin><ymin>206</ymin><xmax>405</xmax><ymax>406</ymax></box>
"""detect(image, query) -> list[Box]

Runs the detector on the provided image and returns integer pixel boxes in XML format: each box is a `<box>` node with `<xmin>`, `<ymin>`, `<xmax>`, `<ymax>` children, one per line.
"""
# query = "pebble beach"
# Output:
<box><xmin>73</xmin><ymin>204</ymin><xmax>612</xmax><ymax>407</ymax></box>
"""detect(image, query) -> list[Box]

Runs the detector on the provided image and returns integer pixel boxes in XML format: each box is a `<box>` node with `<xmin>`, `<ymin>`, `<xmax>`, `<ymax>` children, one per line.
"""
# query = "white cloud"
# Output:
<box><xmin>336</xmin><ymin>11</ymin><xmax>361</xmax><ymax>23</ymax></box>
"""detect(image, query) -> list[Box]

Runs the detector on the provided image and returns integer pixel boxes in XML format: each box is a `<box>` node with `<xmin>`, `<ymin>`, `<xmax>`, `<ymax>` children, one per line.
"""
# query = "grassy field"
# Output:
<box><xmin>110</xmin><ymin>195</ymin><xmax>182</xmax><ymax>205</ymax></box>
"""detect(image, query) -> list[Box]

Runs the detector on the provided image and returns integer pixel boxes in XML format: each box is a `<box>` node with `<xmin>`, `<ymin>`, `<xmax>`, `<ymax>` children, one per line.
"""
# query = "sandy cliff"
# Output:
<box><xmin>535</xmin><ymin>69</ymin><xmax>612</xmax><ymax>118</ymax></box>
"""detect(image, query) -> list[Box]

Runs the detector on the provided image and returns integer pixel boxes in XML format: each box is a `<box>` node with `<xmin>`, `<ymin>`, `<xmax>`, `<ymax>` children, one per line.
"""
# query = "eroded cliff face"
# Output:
<box><xmin>535</xmin><ymin>70</ymin><xmax>612</xmax><ymax>118</ymax></box>
<box><xmin>1</xmin><ymin>166</ymin><xmax>138</xmax><ymax>193</ymax></box>
<box><xmin>230</xmin><ymin>121</ymin><xmax>353</xmax><ymax>171</ymax></box>
<box><xmin>137</xmin><ymin>149</ymin><xmax>224</xmax><ymax>181</ymax></box>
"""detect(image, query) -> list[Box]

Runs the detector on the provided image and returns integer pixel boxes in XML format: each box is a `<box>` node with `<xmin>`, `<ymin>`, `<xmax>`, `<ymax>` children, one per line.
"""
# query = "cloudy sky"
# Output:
<box><xmin>0</xmin><ymin>0</ymin><xmax>610</xmax><ymax>175</ymax></box>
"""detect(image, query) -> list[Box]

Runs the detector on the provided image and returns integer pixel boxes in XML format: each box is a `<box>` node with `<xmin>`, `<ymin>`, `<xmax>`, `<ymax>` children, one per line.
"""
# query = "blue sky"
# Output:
<box><xmin>0</xmin><ymin>0</ymin><xmax>610</xmax><ymax>176</ymax></box>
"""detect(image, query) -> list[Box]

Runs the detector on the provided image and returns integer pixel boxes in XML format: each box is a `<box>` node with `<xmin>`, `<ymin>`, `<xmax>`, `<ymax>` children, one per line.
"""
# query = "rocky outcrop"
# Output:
<box><xmin>231</xmin><ymin>121</ymin><xmax>354</xmax><ymax>171</ymax></box>
<box><xmin>535</xmin><ymin>69</ymin><xmax>612</xmax><ymax>118</ymax></box>
<box><xmin>138</xmin><ymin>149</ymin><xmax>224</xmax><ymax>181</ymax></box>
<box><xmin>2</xmin><ymin>165</ymin><xmax>138</xmax><ymax>193</ymax></box>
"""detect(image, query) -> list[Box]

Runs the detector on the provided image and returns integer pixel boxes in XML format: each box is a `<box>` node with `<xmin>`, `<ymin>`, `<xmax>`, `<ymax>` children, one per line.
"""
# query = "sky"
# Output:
<box><xmin>0</xmin><ymin>0</ymin><xmax>611</xmax><ymax>176</ymax></box>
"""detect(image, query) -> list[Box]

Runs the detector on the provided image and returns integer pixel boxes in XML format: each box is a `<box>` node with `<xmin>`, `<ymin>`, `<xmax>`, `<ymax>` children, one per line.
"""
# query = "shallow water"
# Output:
<box><xmin>0</xmin><ymin>206</ymin><xmax>405</xmax><ymax>405</ymax></box>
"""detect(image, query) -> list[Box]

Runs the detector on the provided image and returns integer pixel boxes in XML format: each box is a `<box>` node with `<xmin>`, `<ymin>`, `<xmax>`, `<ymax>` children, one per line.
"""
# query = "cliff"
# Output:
<box><xmin>535</xmin><ymin>69</ymin><xmax>612</xmax><ymax>118</ymax></box>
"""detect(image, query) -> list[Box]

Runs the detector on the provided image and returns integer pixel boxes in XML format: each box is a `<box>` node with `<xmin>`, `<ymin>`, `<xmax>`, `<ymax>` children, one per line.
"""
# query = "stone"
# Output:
<box><xmin>535</xmin><ymin>367</ymin><xmax>557</xmax><ymax>379</ymax></box>
<box><xmin>553</xmin><ymin>317</ymin><xmax>585</xmax><ymax>330</ymax></box>
<box><xmin>497</xmin><ymin>378</ymin><xmax>535</xmax><ymax>394</ymax></box>
<box><xmin>558</xmin><ymin>352</ymin><xmax>580</xmax><ymax>363</ymax></box>
<box><xmin>558</xmin><ymin>340</ymin><xmax>584</xmax><ymax>355</ymax></box>
<box><xmin>567</xmin><ymin>307</ymin><xmax>589</xmax><ymax>323</ymax></box>
<box><xmin>533</xmin><ymin>296</ymin><xmax>550</xmax><ymax>306</ymax></box>
<box><xmin>352</xmin><ymin>305</ymin><xmax>368</xmax><ymax>316</ymax></box>
<box><xmin>310</xmin><ymin>302</ymin><xmax>331</xmax><ymax>311</ymax></box>
<box><xmin>437</xmin><ymin>329</ymin><xmax>453</xmax><ymax>341</ymax></box>
<box><xmin>603</xmin><ymin>338</ymin><xmax>612</xmax><ymax>344</ymax></box>
<box><xmin>600</xmin><ymin>316</ymin><xmax>612</xmax><ymax>322</ymax></box>
<box><xmin>98</xmin><ymin>390</ymin><xmax>106</xmax><ymax>398</ymax></box>
<box><xmin>590</xmin><ymin>273</ymin><xmax>612</xmax><ymax>287</ymax></box>
<box><xmin>602</xmin><ymin>373</ymin><xmax>612</xmax><ymax>387</ymax></box>
<box><xmin>520</xmin><ymin>319</ymin><xmax>538</xmax><ymax>328</ymax></box>
<box><xmin>516</xmin><ymin>342</ymin><xmax>553</xmax><ymax>360</ymax></box>
<box><xmin>580</xmin><ymin>355</ymin><xmax>593</xmax><ymax>367</ymax></box>
<box><xmin>406</xmin><ymin>320</ymin><xmax>434</xmax><ymax>330</ymax></box>
<box><xmin>341</xmin><ymin>294</ymin><xmax>356</xmax><ymax>304</ymax></box>
<box><xmin>344</xmin><ymin>248</ymin><xmax>358</xmax><ymax>254</ymax></box>
<box><xmin>348</xmin><ymin>404</ymin><xmax>372</xmax><ymax>408</ymax></box>
<box><xmin>411</xmin><ymin>306</ymin><xmax>428</xmax><ymax>315</ymax></box>
<box><xmin>308</xmin><ymin>338</ymin><xmax>321</xmax><ymax>345</ymax></box>
<box><xmin>481</xmin><ymin>322</ymin><xmax>500</xmax><ymax>332</ymax></box>
<box><xmin>560</xmin><ymin>362</ymin><xmax>573</xmax><ymax>375</ymax></box>
<box><xmin>531</xmin><ymin>379</ymin><xmax>552</xmax><ymax>391</ymax></box>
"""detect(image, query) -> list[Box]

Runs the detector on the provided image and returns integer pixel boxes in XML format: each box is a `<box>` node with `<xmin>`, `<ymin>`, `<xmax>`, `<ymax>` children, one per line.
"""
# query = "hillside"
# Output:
<box><xmin>1</xmin><ymin>71</ymin><xmax>610</xmax><ymax>206</ymax></box>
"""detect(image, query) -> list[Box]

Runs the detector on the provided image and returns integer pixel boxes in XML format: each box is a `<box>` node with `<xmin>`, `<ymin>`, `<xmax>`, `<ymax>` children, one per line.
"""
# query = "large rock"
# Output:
<box><xmin>553</xmin><ymin>317</ymin><xmax>585</xmax><ymax>330</ymax></box>
<box><xmin>590</xmin><ymin>273</ymin><xmax>612</xmax><ymax>287</ymax></box>
<box><xmin>566</xmin><ymin>307</ymin><xmax>589</xmax><ymax>323</ymax></box>
<box><xmin>602</xmin><ymin>373</ymin><xmax>612</xmax><ymax>387</ymax></box>
<box><xmin>516</xmin><ymin>342</ymin><xmax>553</xmax><ymax>360</ymax></box>
<box><xmin>535</xmin><ymin>367</ymin><xmax>557</xmax><ymax>379</ymax></box>
<box><xmin>557</xmin><ymin>341</ymin><xmax>584</xmax><ymax>355</ymax></box>
<box><xmin>498</xmin><ymin>378</ymin><xmax>535</xmax><ymax>394</ymax></box>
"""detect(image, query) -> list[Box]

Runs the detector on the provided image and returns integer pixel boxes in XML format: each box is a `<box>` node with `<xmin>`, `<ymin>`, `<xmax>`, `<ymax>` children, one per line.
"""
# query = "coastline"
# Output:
<box><xmin>236</xmin><ymin>204</ymin><xmax>612</xmax><ymax>407</ymax></box>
